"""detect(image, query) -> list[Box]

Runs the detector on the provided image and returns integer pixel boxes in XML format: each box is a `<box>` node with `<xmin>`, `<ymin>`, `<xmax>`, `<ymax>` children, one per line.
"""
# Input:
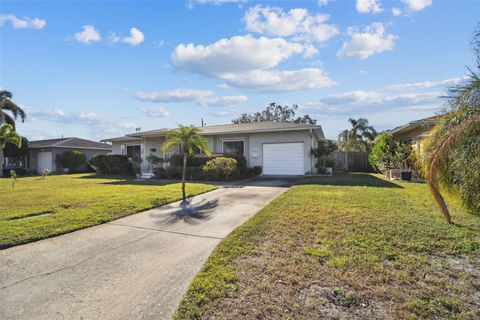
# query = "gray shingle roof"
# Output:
<box><xmin>127</xmin><ymin>121</ymin><xmax>322</xmax><ymax>137</ymax></box>
<box><xmin>100</xmin><ymin>136</ymin><xmax>143</xmax><ymax>143</ymax></box>
<box><xmin>29</xmin><ymin>137</ymin><xmax>112</xmax><ymax>150</ymax></box>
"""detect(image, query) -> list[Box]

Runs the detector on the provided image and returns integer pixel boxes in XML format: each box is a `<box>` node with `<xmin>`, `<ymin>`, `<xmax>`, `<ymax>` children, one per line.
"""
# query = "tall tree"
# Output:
<box><xmin>0</xmin><ymin>124</ymin><xmax>23</xmax><ymax>177</ymax></box>
<box><xmin>423</xmin><ymin>24</ymin><xmax>480</xmax><ymax>223</ymax></box>
<box><xmin>232</xmin><ymin>103</ymin><xmax>317</xmax><ymax>125</ymax></box>
<box><xmin>163</xmin><ymin>125</ymin><xmax>210</xmax><ymax>202</ymax></box>
<box><xmin>0</xmin><ymin>91</ymin><xmax>26</xmax><ymax>130</ymax></box>
<box><xmin>337</xmin><ymin>118</ymin><xmax>377</xmax><ymax>152</ymax></box>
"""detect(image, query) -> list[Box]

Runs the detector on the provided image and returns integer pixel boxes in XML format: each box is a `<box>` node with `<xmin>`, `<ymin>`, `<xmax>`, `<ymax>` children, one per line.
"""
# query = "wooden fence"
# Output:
<box><xmin>331</xmin><ymin>151</ymin><xmax>372</xmax><ymax>172</ymax></box>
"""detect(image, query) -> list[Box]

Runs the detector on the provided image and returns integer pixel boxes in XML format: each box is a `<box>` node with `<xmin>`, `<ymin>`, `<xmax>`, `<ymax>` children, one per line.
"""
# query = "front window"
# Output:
<box><xmin>223</xmin><ymin>140</ymin><xmax>244</xmax><ymax>154</ymax></box>
<box><xmin>126</xmin><ymin>145</ymin><xmax>141</xmax><ymax>158</ymax></box>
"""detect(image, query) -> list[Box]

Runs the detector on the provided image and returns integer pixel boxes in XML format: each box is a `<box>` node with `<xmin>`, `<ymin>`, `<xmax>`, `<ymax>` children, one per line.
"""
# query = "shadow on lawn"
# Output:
<box><xmin>299</xmin><ymin>172</ymin><xmax>403</xmax><ymax>188</ymax></box>
<box><xmin>154</xmin><ymin>199</ymin><xmax>219</xmax><ymax>225</ymax></box>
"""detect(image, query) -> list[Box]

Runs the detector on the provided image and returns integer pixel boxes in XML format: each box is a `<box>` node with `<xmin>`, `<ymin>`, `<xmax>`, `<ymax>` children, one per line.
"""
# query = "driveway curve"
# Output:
<box><xmin>0</xmin><ymin>177</ymin><xmax>290</xmax><ymax>320</ymax></box>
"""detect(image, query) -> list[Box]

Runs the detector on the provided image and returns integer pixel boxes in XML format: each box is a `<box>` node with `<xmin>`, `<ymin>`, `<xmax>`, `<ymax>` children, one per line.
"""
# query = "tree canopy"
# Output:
<box><xmin>231</xmin><ymin>103</ymin><xmax>317</xmax><ymax>125</ymax></box>
<box><xmin>337</xmin><ymin>118</ymin><xmax>377</xmax><ymax>152</ymax></box>
<box><xmin>0</xmin><ymin>90</ymin><xmax>26</xmax><ymax>130</ymax></box>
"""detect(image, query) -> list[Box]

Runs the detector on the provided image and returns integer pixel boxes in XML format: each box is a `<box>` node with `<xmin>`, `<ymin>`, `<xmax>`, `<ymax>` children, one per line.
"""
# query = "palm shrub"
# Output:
<box><xmin>311</xmin><ymin>139</ymin><xmax>337</xmax><ymax>172</ymax></box>
<box><xmin>0</xmin><ymin>124</ymin><xmax>22</xmax><ymax>177</ymax></box>
<box><xmin>163</xmin><ymin>125</ymin><xmax>210</xmax><ymax>202</ymax></box>
<box><xmin>422</xmin><ymin>25</ymin><xmax>480</xmax><ymax>222</ymax></box>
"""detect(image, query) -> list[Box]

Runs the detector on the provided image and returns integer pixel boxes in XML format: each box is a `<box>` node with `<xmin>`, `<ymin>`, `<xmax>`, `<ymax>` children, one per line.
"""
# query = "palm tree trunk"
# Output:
<box><xmin>0</xmin><ymin>149</ymin><xmax>4</xmax><ymax>178</ymax></box>
<box><xmin>181</xmin><ymin>152</ymin><xmax>187</xmax><ymax>201</ymax></box>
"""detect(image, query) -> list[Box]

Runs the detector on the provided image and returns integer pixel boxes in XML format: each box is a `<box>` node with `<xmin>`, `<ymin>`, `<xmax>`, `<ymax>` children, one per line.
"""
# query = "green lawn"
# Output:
<box><xmin>0</xmin><ymin>174</ymin><xmax>215</xmax><ymax>248</ymax></box>
<box><xmin>175</xmin><ymin>173</ymin><xmax>480</xmax><ymax>320</ymax></box>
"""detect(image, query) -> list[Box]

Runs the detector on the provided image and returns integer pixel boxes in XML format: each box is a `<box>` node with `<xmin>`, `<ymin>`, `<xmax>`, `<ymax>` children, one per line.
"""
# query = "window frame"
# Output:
<box><xmin>221</xmin><ymin>139</ymin><xmax>245</xmax><ymax>155</ymax></box>
<box><xmin>125</xmin><ymin>144</ymin><xmax>141</xmax><ymax>158</ymax></box>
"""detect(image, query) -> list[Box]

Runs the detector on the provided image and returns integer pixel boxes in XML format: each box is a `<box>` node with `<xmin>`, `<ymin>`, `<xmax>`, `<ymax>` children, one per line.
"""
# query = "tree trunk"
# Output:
<box><xmin>0</xmin><ymin>149</ymin><xmax>4</xmax><ymax>178</ymax></box>
<box><xmin>181</xmin><ymin>152</ymin><xmax>187</xmax><ymax>201</ymax></box>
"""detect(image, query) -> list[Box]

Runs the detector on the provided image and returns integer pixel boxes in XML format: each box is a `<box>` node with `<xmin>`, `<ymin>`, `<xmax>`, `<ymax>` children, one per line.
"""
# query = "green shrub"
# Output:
<box><xmin>153</xmin><ymin>167</ymin><xmax>166</xmax><ymax>179</ymax></box>
<box><xmin>130</xmin><ymin>155</ymin><xmax>142</xmax><ymax>174</ymax></box>
<box><xmin>202</xmin><ymin>157</ymin><xmax>238</xmax><ymax>181</ymax></box>
<box><xmin>61</xmin><ymin>150</ymin><xmax>87</xmax><ymax>172</ymax></box>
<box><xmin>369</xmin><ymin>132</ymin><xmax>413</xmax><ymax>174</ymax></box>
<box><xmin>169</xmin><ymin>153</ymin><xmax>247</xmax><ymax>173</ymax></box>
<box><xmin>247</xmin><ymin>165</ymin><xmax>262</xmax><ymax>176</ymax></box>
<box><xmin>90</xmin><ymin>155</ymin><xmax>134</xmax><ymax>175</ymax></box>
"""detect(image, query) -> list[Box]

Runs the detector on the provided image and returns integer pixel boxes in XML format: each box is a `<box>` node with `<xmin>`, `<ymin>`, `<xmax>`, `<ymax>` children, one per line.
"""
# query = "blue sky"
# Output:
<box><xmin>1</xmin><ymin>0</ymin><xmax>479</xmax><ymax>140</ymax></box>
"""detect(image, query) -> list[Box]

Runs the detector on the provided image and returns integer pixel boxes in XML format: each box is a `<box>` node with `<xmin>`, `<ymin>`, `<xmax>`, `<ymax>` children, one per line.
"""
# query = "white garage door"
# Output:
<box><xmin>37</xmin><ymin>151</ymin><xmax>53</xmax><ymax>172</ymax></box>
<box><xmin>263</xmin><ymin>143</ymin><xmax>304</xmax><ymax>175</ymax></box>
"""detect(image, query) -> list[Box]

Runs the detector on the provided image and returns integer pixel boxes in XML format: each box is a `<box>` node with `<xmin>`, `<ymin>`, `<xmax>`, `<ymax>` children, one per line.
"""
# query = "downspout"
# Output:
<box><xmin>310</xmin><ymin>129</ymin><xmax>314</xmax><ymax>173</ymax></box>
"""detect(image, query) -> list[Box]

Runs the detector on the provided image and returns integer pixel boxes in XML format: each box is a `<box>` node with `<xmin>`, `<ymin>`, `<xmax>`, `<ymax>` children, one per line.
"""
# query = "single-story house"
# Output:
<box><xmin>389</xmin><ymin>116</ymin><xmax>440</xmax><ymax>154</ymax></box>
<box><xmin>3</xmin><ymin>137</ymin><xmax>112</xmax><ymax>174</ymax></box>
<box><xmin>102</xmin><ymin>121</ymin><xmax>325</xmax><ymax>176</ymax></box>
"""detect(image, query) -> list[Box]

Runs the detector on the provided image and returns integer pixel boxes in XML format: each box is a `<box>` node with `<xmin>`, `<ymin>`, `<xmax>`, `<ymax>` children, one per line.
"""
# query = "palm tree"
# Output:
<box><xmin>338</xmin><ymin>118</ymin><xmax>377</xmax><ymax>151</ymax></box>
<box><xmin>0</xmin><ymin>124</ymin><xmax>23</xmax><ymax>177</ymax></box>
<box><xmin>163</xmin><ymin>125</ymin><xmax>210</xmax><ymax>202</ymax></box>
<box><xmin>424</xmin><ymin>25</ymin><xmax>480</xmax><ymax>223</ymax></box>
<box><xmin>0</xmin><ymin>91</ymin><xmax>26</xmax><ymax>130</ymax></box>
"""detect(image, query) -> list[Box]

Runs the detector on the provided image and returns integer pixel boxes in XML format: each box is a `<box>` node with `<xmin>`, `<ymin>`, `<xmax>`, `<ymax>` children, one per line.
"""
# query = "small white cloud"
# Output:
<box><xmin>110</xmin><ymin>27</ymin><xmax>144</xmax><ymax>46</ymax></box>
<box><xmin>74</xmin><ymin>25</ymin><xmax>101</xmax><ymax>44</ymax></box>
<box><xmin>243</xmin><ymin>5</ymin><xmax>338</xmax><ymax>43</ymax></box>
<box><xmin>317</xmin><ymin>0</ymin><xmax>329</xmax><ymax>6</ymax></box>
<box><xmin>122</xmin><ymin>27</ymin><xmax>144</xmax><ymax>46</ymax></box>
<box><xmin>337</xmin><ymin>22</ymin><xmax>396</xmax><ymax>59</ymax></box>
<box><xmin>303</xmin><ymin>43</ymin><xmax>319</xmax><ymax>58</ymax></box>
<box><xmin>392</xmin><ymin>8</ymin><xmax>403</xmax><ymax>16</ymax></box>
<box><xmin>356</xmin><ymin>0</ymin><xmax>383</xmax><ymax>14</ymax></box>
<box><xmin>138</xmin><ymin>106</ymin><xmax>170</xmax><ymax>117</ymax></box>
<box><xmin>134</xmin><ymin>88</ymin><xmax>248</xmax><ymax>107</ymax></box>
<box><xmin>135</xmin><ymin>88</ymin><xmax>214</xmax><ymax>103</ymax></box>
<box><xmin>401</xmin><ymin>0</ymin><xmax>432</xmax><ymax>12</ymax></box>
<box><xmin>386</xmin><ymin>76</ymin><xmax>468</xmax><ymax>90</ymax></box>
<box><xmin>0</xmin><ymin>14</ymin><xmax>46</xmax><ymax>29</ymax></box>
<box><xmin>359</xmin><ymin>70</ymin><xmax>368</xmax><ymax>75</ymax></box>
<box><xmin>198</xmin><ymin>95</ymin><xmax>248</xmax><ymax>107</ymax></box>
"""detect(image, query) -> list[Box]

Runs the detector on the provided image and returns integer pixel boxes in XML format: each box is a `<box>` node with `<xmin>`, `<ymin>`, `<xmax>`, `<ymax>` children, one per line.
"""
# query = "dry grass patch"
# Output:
<box><xmin>175</xmin><ymin>173</ymin><xmax>480</xmax><ymax>320</ymax></box>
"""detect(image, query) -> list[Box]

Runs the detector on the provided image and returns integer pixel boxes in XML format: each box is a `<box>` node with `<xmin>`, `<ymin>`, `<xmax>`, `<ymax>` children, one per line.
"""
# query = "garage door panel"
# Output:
<box><xmin>262</xmin><ymin>143</ymin><xmax>304</xmax><ymax>175</ymax></box>
<box><xmin>37</xmin><ymin>152</ymin><xmax>53</xmax><ymax>172</ymax></box>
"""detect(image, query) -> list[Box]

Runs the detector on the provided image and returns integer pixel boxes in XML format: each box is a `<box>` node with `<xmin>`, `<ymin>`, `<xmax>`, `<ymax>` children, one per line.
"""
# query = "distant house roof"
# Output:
<box><xmin>389</xmin><ymin>116</ymin><xmax>441</xmax><ymax>140</ymax></box>
<box><xmin>126</xmin><ymin>121</ymin><xmax>323</xmax><ymax>138</ymax></box>
<box><xmin>100</xmin><ymin>136</ymin><xmax>142</xmax><ymax>143</ymax></box>
<box><xmin>29</xmin><ymin>137</ymin><xmax>112</xmax><ymax>150</ymax></box>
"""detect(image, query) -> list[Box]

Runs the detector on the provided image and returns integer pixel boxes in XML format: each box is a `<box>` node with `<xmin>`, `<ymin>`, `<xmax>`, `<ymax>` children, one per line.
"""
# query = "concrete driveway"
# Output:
<box><xmin>0</xmin><ymin>177</ymin><xmax>291</xmax><ymax>320</ymax></box>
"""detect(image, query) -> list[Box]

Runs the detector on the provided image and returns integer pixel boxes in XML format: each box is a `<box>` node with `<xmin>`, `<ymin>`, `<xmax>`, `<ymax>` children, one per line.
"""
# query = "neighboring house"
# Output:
<box><xmin>3</xmin><ymin>137</ymin><xmax>112</xmax><ymax>174</ymax></box>
<box><xmin>103</xmin><ymin>122</ymin><xmax>325</xmax><ymax>176</ymax></box>
<box><xmin>389</xmin><ymin>116</ymin><xmax>440</xmax><ymax>152</ymax></box>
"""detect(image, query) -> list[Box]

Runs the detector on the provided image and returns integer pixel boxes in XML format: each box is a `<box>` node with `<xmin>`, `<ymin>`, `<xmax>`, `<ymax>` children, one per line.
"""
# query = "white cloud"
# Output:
<box><xmin>243</xmin><ymin>6</ymin><xmax>338</xmax><ymax>43</ymax></box>
<box><xmin>138</xmin><ymin>106</ymin><xmax>170</xmax><ymax>117</ymax></box>
<box><xmin>304</xmin><ymin>90</ymin><xmax>441</xmax><ymax>112</ymax></box>
<box><xmin>134</xmin><ymin>88</ymin><xmax>248</xmax><ymax>106</ymax></box>
<box><xmin>171</xmin><ymin>34</ymin><xmax>334</xmax><ymax>92</ymax></box>
<box><xmin>172</xmin><ymin>35</ymin><xmax>304</xmax><ymax>77</ymax></box>
<box><xmin>24</xmin><ymin>106</ymin><xmax>139</xmax><ymax>138</ymax></box>
<box><xmin>135</xmin><ymin>88</ymin><xmax>214</xmax><ymax>103</ymax></box>
<box><xmin>356</xmin><ymin>0</ymin><xmax>383</xmax><ymax>14</ymax></box>
<box><xmin>122</xmin><ymin>27</ymin><xmax>144</xmax><ymax>46</ymax></box>
<box><xmin>386</xmin><ymin>76</ymin><xmax>467</xmax><ymax>90</ymax></box>
<box><xmin>317</xmin><ymin>0</ymin><xmax>329</xmax><ymax>6</ymax></box>
<box><xmin>198</xmin><ymin>95</ymin><xmax>248</xmax><ymax>106</ymax></box>
<box><xmin>359</xmin><ymin>70</ymin><xmax>368</xmax><ymax>75</ymax></box>
<box><xmin>74</xmin><ymin>25</ymin><xmax>101</xmax><ymax>44</ymax></box>
<box><xmin>337</xmin><ymin>23</ymin><xmax>396</xmax><ymax>59</ymax></box>
<box><xmin>401</xmin><ymin>0</ymin><xmax>432</xmax><ymax>12</ymax></box>
<box><xmin>0</xmin><ymin>14</ymin><xmax>46</xmax><ymax>29</ymax></box>
<box><xmin>110</xmin><ymin>27</ymin><xmax>145</xmax><ymax>46</ymax></box>
<box><xmin>392</xmin><ymin>8</ymin><xmax>402</xmax><ymax>16</ymax></box>
<box><xmin>222</xmin><ymin>68</ymin><xmax>335</xmax><ymax>93</ymax></box>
